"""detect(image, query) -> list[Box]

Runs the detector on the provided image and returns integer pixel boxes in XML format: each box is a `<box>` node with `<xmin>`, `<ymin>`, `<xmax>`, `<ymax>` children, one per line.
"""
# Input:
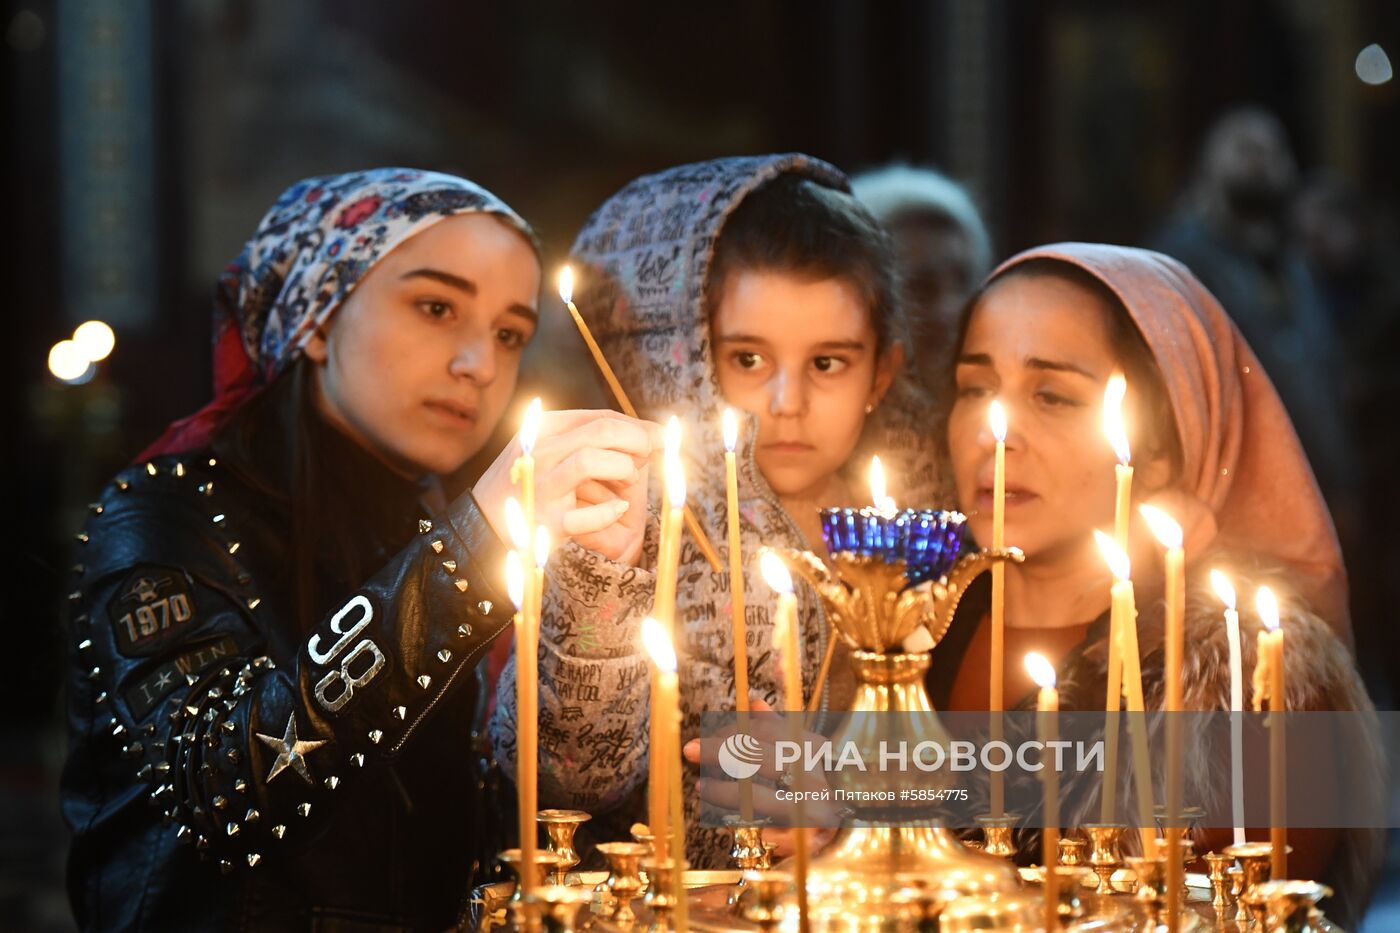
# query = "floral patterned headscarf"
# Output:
<box><xmin>140</xmin><ymin>168</ymin><xmax>537</xmax><ymax>459</ymax></box>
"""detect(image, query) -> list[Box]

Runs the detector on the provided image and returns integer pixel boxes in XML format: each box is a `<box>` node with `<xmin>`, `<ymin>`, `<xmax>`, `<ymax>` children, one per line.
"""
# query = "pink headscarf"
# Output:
<box><xmin>992</xmin><ymin>243</ymin><xmax>1350</xmax><ymax>644</ymax></box>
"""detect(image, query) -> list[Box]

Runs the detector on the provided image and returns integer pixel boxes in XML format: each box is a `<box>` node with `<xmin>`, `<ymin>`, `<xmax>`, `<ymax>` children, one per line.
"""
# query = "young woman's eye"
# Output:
<box><xmin>812</xmin><ymin>356</ymin><xmax>849</xmax><ymax>374</ymax></box>
<box><xmin>497</xmin><ymin>327</ymin><xmax>527</xmax><ymax>350</ymax></box>
<box><xmin>733</xmin><ymin>351</ymin><xmax>764</xmax><ymax>370</ymax></box>
<box><xmin>418</xmin><ymin>300</ymin><xmax>454</xmax><ymax>321</ymax></box>
<box><xmin>1034</xmin><ymin>389</ymin><xmax>1082</xmax><ymax>408</ymax></box>
<box><xmin>956</xmin><ymin>383</ymin><xmax>991</xmax><ymax>400</ymax></box>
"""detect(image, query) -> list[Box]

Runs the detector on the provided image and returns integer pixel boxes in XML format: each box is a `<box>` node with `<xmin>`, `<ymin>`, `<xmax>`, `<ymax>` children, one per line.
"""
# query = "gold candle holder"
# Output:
<box><xmin>1255</xmin><ymin>879</ymin><xmax>1332</xmax><ymax>932</ymax></box>
<box><xmin>1225</xmin><ymin>839</ymin><xmax>1293</xmax><ymax>926</ymax></box>
<box><xmin>537</xmin><ymin>809</ymin><xmax>592</xmax><ymax>883</ymax></box>
<box><xmin>1154</xmin><ymin>832</ymin><xmax>1196</xmax><ymax>901</ymax></box>
<box><xmin>1228</xmin><ymin>866</ymin><xmax>1247</xmax><ymax>926</ymax></box>
<box><xmin>1057</xmin><ymin>835</ymin><xmax>1087</xmax><ymax>867</ymax></box>
<box><xmin>596</xmin><ymin>841</ymin><xmax>649</xmax><ymax>925</ymax></box>
<box><xmin>739</xmin><ymin>870</ymin><xmax>793</xmax><ymax>933</ymax></box>
<box><xmin>642</xmin><ymin>858</ymin><xmax>680</xmax><ymax>932</ymax></box>
<box><xmin>1081</xmin><ymin>823</ymin><xmax>1126</xmax><ymax>894</ymax></box>
<box><xmin>1124</xmin><ymin>855</ymin><xmax>1168</xmax><ymax>927</ymax></box>
<box><xmin>975</xmin><ymin>814</ymin><xmax>1020</xmax><ymax>859</ymax></box>
<box><xmin>1050</xmin><ymin>866</ymin><xmax>1093</xmax><ymax>926</ymax></box>
<box><xmin>724</xmin><ymin>816</ymin><xmax>770</xmax><ymax>909</ymax></box>
<box><xmin>1204</xmin><ymin>851</ymin><xmax>1234</xmax><ymax>912</ymax></box>
<box><xmin>524</xmin><ymin>884</ymin><xmax>592</xmax><ymax>933</ymax></box>
<box><xmin>498</xmin><ymin>848</ymin><xmax>564</xmax><ymax>905</ymax></box>
<box><xmin>758</xmin><ymin>842</ymin><xmax>777</xmax><ymax>871</ymax></box>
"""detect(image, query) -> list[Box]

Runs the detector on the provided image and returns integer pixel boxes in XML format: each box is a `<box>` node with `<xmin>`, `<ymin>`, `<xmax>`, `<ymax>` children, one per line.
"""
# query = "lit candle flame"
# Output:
<box><xmin>759</xmin><ymin>550</ymin><xmax>793</xmax><ymax>595</ymax></box>
<box><xmin>1138</xmin><ymin>504</ymin><xmax>1183</xmax><ymax>550</ymax></box>
<box><xmin>1103</xmin><ymin>372</ymin><xmax>1131</xmax><ymax>465</ymax></box>
<box><xmin>665</xmin><ymin>415</ymin><xmax>682</xmax><ymax>460</ymax></box>
<box><xmin>1256</xmin><ymin>586</ymin><xmax>1280</xmax><ymax>632</ymax></box>
<box><xmin>504</xmin><ymin>497</ymin><xmax>530</xmax><ymax>551</ymax></box>
<box><xmin>722</xmin><ymin>408</ymin><xmax>738</xmax><ymax>453</ymax></box>
<box><xmin>558</xmin><ymin>266</ymin><xmax>574</xmax><ymax>305</ymax></box>
<box><xmin>74</xmin><ymin>320</ymin><xmax>115</xmax><ymax>362</ymax></box>
<box><xmin>869</xmin><ymin>455</ymin><xmax>891</xmax><ymax>510</ymax></box>
<box><xmin>1210</xmin><ymin>569</ymin><xmax>1236</xmax><ymax>611</ymax></box>
<box><xmin>666</xmin><ymin>454</ymin><xmax>687</xmax><ymax>510</ymax></box>
<box><xmin>989</xmin><ymin>399</ymin><xmax>1007</xmax><ymax>443</ymax></box>
<box><xmin>1094</xmin><ymin>530</ymin><xmax>1131</xmax><ymax>582</ymax></box>
<box><xmin>1024</xmin><ymin>652</ymin><xmax>1057</xmax><ymax>690</ymax></box>
<box><xmin>641</xmin><ymin>617</ymin><xmax>678</xmax><ymax>673</ymax></box>
<box><xmin>505</xmin><ymin>550</ymin><xmax>525</xmax><ymax>611</ymax></box>
<box><xmin>534</xmin><ymin>526</ymin><xmax>551</xmax><ymax>569</ymax></box>
<box><xmin>521</xmin><ymin>398</ymin><xmax>543</xmax><ymax>455</ymax></box>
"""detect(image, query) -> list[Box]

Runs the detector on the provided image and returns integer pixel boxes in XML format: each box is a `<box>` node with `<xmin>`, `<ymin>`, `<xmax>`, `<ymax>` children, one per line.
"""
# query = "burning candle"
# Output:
<box><xmin>1140</xmin><ymin>504</ymin><xmax>1184</xmax><ymax>933</ymax></box>
<box><xmin>988</xmin><ymin>400</ymin><xmax>1007</xmax><ymax>817</ymax></box>
<box><xmin>1026</xmin><ymin>652</ymin><xmax>1060</xmax><ymax>933</ymax></box>
<box><xmin>761</xmin><ymin>552</ymin><xmax>809</xmax><ymax>933</ymax></box>
<box><xmin>1210</xmin><ymin>570</ymin><xmax>1247</xmax><ymax>848</ymax></box>
<box><xmin>642</xmin><ymin>618</ymin><xmax>687</xmax><ymax>930</ymax></box>
<box><xmin>1094</xmin><ymin>531</ymin><xmax>1156</xmax><ymax>855</ymax></box>
<box><xmin>1254</xmin><ymin>585</ymin><xmax>1287</xmax><ymax>878</ymax></box>
<box><xmin>558</xmin><ymin>267</ymin><xmax>721</xmax><ymax>572</ymax></box>
<box><xmin>869</xmin><ymin>454</ymin><xmax>896</xmax><ymax>515</ymax></box>
<box><xmin>722</xmin><ymin>409</ymin><xmax>754</xmax><ymax>822</ymax></box>
<box><xmin>1100</xmin><ymin>374</ymin><xmax>1131</xmax><ymax>823</ymax></box>
<box><xmin>505</xmin><ymin>551</ymin><xmax>537</xmax><ymax>900</ymax></box>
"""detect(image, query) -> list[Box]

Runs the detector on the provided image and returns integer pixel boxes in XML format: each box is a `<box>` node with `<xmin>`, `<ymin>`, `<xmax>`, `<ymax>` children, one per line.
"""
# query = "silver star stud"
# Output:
<box><xmin>154</xmin><ymin>670</ymin><xmax>174</xmax><ymax>690</ymax></box>
<box><xmin>255</xmin><ymin>713</ymin><xmax>327</xmax><ymax>785</ymax></box>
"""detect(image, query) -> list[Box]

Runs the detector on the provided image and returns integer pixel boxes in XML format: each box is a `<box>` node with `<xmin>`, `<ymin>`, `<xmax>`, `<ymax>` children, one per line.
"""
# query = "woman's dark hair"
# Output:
<box><xmin>706</xmin><ymin>174</ymin><xmax>908</xmax><ymax>356</ymax></box>
<box><xmin>953</xmin><ymin>259</ymin><xmax>1184</xmax><ymax>483</ymax></box>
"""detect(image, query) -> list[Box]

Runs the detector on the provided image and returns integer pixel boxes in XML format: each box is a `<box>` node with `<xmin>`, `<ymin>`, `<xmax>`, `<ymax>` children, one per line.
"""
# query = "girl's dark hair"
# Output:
<box><xmin>213</xmin><ymin>360</ymin><xmax>413</xmax><ymax>636</ymax></box>
<box><xmin>706</xmin><ymin>174</ymin><xmax>907</xmax><ymax>355</ymax></box>
<box><xmin>954</xmin><ymin>259</ymin><xmax>1184</xmax><ymax>483</ymax></box>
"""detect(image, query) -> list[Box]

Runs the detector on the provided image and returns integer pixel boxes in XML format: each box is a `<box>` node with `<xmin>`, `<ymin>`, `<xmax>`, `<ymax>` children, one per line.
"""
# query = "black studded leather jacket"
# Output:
<box><xmin>60</xmin><ymin>414</ymin><xmax>518</xmax><ymax>931</ymax></box>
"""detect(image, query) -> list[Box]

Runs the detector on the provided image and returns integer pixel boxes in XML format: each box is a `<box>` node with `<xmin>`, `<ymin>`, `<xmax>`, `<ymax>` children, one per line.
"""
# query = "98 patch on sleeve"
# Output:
<box><xmin>107</xmin><ymin>566</ymin><xmax>198</xmax><ymax>656</ymax></box>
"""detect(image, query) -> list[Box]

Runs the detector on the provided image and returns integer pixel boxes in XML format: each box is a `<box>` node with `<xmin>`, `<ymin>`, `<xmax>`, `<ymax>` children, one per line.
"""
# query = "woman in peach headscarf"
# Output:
<box><xmin>929</xmin><ymin>243</ymin><xmax>1381</xmax><ymax>927</ymax></box>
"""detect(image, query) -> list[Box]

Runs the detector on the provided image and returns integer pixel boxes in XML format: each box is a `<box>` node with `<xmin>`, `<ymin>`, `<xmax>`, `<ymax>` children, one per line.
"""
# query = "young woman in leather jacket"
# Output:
<box><xmin>60</xmin><ymin>168</ymin><xmax>657</xmax><ymax>931</ymax></box>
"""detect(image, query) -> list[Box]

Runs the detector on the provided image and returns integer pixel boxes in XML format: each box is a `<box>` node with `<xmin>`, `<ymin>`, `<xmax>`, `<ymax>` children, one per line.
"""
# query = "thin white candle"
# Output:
<box><xmin>1211</xmin><ymin>570</ymin><xmax>1247</xmax><ymax>848</ymax></box>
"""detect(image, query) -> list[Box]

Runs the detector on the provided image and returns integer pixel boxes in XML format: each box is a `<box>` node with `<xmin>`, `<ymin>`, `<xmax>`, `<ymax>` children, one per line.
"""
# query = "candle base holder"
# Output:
<box><xmin>974</xmin><ymin>814</ymin><xmax>1020</xmax><ymax>859</ymax></box>
<box><xmin>1228</xmin><ymin>865</ymin><xmax>1247</xmax><ymax>927</ymax></box>
<box><xmin>1057</xmin><ymin>835</ymin><xmax>1087</xmax><ymax>867</ymax></box>
<box><xmin>537</xmin><ymin>809</ymin><xmax>591</xmax><ymax>884</ymax></box>
<box><xmin>1154</xmin><ymin>831</ymin><xmax>1197</xmax><ymax>900</ymax></box>
<box><xmin>1125</xmin><ymin>855</ymin><xmax>1168</xmax><ymax>927</ymax></box>
<box><xmin>1225</xmin><ymin>840</ymin><xmax>1294</xmax><ymax>928</ymax></box>
<box><xmin>1204</xmin><ymin>851</ymin><xmax>1234</xmax><ymax>912</ymax></box>
<box><xmin>1255</xmin><ymin>879</ymin><xmax>1332</xmax><ymax>932</ymax></box>
<box><xmin>1081</xmin><ymin>823</ymin><xmax>1126</xmax><ymax>895</ymax></box>
<box><xmin>524</xmin><ymin>884</ymin><xmax>592</xmax><ymax>933</ymax></box>
<box><xmin>641</xmin><ymin>858</ymin><xmax>680</xmax><ymax>933</ymax></box>
<box><xmin>723</xmin><ymin>816</ymin><xmax>770</xmax><ymax>910</ymax></box>
<box><xmin>739</xmin><ymin>870</ymin><xmax>792</xmax><ymax>933</ymax></box>
<box><xmin>1049</xmin><ymin>866</ymin><xmax>1093</xmax><ymax>926</ymax></box>
<box><xmin>595</xmin><ymin>841</ymin><xmax>649</xmax><ymax>925</ymax></box>
<box><xmin>498</xmin><ymin>848</ymin><xmax>565</xmax><ymax>906</ymax></box>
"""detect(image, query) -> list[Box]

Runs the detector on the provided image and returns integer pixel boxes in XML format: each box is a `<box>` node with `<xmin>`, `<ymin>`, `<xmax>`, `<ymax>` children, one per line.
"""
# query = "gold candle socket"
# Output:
<box><xmin>537</xmin><ymin>809</ymin><xmax>591</xmax><ymax>883</ymax></box>
<box><xmin>724</xmin><ymin>816</ymin><xmax>770</xmax><ymax>909</ymax></box>
<box><xmin>975</xmin><ymin>814</ymin><xmax>1019</xmax><ymax>859</ymax></box>
<box><xmin>1050</xmin><ymin>866</ymin><xmax>1093</xmax><ymax>926</ymax></box>
<box><xmin>1255</xmin><ymin>879</ymin><xmax>1333</xmax><ymax>932</ymax></box>
<box><xmin>1057</xmin><ymin>835</ymin><xmax>1087</xmax><ymax>867</ymax></box>
<box><xmin>498</xmin><ymin>848</ymin><xmax>564</xmax><ymax>905</ymax></box>
<box><xmin>1204</xmin><ymin>851</ymin><xmax>1234</xmax><ymax>912</ymax></box>
<box><xmin>524</xmin><ymin>884</ymin><xmax>592</xmax><ymax>933</ymax></box>
<box><xmin>739</xmin><ymin>870</ymin><xmax>793</xmax><ymax>933</ymax></box>
<box><xmin>1228</xmin><ymin>866</ymin><xmax>1247</xmax><ymax>926</ymax></box>
<box><xmin>1124</xmin><ymin>855</ymin><xmax>1169</xmax><ymax>927</ymax></box>
<box><xmin>1225</xmin><ymin>840</ymin><xmax>1293</xmax><ymax>927</ymax></box>
<box><xmin>1081</xmin><ymin>823</ymin><xmax>1126</xmax><ymax>894</ymax></box>
<box><xmin>596</xmin><ymin>841</ymin><xmax>649</xmax><ymax>925</ymax></box>
<box><xmin>642</xmin><ymin>858</ymin><xmax>680</xmax><ymax>932</ymax></box>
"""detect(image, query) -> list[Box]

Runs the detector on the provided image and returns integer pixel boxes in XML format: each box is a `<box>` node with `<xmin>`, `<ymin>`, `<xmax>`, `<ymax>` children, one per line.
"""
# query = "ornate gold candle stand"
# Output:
<box><xmin>595</xmin><ymin>841</ymin><xmax>649</xmax><ymax>925</ymax></box>
<box><xmin>1124</xmin><ymin>855</ymin><xmax>1168</xmax><ymax>928</ymax></box>
<box><xmin>1224</xmin><ymin>841</ymin><xmax>1292</xmax><ymax>928</ymax></box>
<box><xmin>1227</xmin><ymin>866</ymin><xmax>1247</xmax><ymax>926</ymax></box>
<box><xmin>498</xmin><ymin>848</ymin><xmax>565</xmax><ymax>906</ymax></box>
<box><xmin>773</xmin><ymin>539</ymin><xmax>1025</xmax><ymax>925</ymax></box>
<box><xmin>1049</xmin><ymin>866</ymin><xmax>1093</xmax><ymax>926</ymax></box>
<box><xmin>1081</xmin><ymin>823</ymin><xmax>1127</xmax><ymax>895</ymax></box>
<box><xmin>975</xmin><ymin>814</ymin><xmax>1020</xmax><ymax>860</ymax></box>
<box><xmin>538</xmin><ymin>809</ymin><xmax>591</xmax><ymax>884</ymax></box>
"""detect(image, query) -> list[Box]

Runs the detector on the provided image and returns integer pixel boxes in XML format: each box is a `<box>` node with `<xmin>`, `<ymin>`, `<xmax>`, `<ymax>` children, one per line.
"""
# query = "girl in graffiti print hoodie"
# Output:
<box><xmin>490</xmin><ymin>154</ymin><xmax>948</xmax><ymax>867</ymax></box>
